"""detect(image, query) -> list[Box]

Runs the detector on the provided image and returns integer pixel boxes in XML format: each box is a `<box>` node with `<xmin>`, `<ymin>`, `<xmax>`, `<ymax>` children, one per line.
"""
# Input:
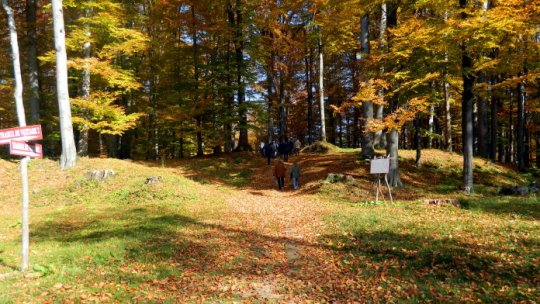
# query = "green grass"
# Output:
<box><xmin>323</xmin><ymin>198</ymin><xmax>539</xmax><ymax>302</ymax></box>
<box><xmin>0</xmin><ymin>158</ymin><xmax>225</xmax><ymax>303</ymax></box>
<box><xmin>0</xmin><ymin>152</ymin><xmax>538</xmax><ymax>302</ymax></box>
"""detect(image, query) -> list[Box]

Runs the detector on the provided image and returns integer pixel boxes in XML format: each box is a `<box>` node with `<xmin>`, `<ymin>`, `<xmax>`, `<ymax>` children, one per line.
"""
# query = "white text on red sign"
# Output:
<box><xmin>0</xmin><ymin>125</ymin><xmax>42</xmax><ymax>145</ymax></box>
<box><xmin>10</xmin><ymin>141</ymin><xmax>43</xmax><ymax>158</ymax></box>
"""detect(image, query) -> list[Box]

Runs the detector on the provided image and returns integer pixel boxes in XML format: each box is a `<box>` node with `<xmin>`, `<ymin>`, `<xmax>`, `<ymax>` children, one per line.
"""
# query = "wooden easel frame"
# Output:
<box><xmin>370</xmin><ymin>157</ymin><xmax>393</xmax><ymax>203</ymax></box>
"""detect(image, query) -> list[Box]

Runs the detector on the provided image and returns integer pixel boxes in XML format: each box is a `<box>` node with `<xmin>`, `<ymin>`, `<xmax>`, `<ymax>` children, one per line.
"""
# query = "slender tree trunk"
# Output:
<box><xmin>225</xmin><ymin>37</ymin><xmax>234</xmax><ymax>152</ymax></box>
<box><xmin>509</xmin><ymin>90</ymin><xmax>514</xmax><ymax>163</ymax></box>
<box><xmin>460</xmin><ymin>0</ymin><xmax>474</xmax><ymax>193</ymax></box>
<box><xmin>477</xmin><ymin>94</ymin><xmax>488</xmax><ymax>158</ymax></box>
<box><xmin>535</xmin><ymin>131</ymin><xmax>540</xmax><ymax>169</ymax></box>
<box><xmin>414</xmin><ymin>115</ymin><xmax>421</xmax><ymax>167</ymax></box>
<box><xmin>235</xmin><ymin>0</ymin><xmax>250</xmax><ymax>151</ymax></box>
<box><xmin>305</xmin><ymin>47</ymin><xmax>314</xmax><ymax>144</ymax></box>
<box><xmin>318</xmin><ymin>37</ymin><xmax>326</xmax><ymax>142</ymax></box>
<box><xmin>374</xmin><ymin>3</ymin><xmax>387</xmax><ymax>149</ymax></box>
<box><xmin>2</xmin><ymin>0</ymin><xmax>31</xmax><ymax>272</ymax></box>
<box><xmin>278</xmin><ymin>58</ymin><xmax>286</xmax><ymax>138</ymax></box>
<box><xmin>119</xmin><ymin>93</ymin><xmax>133</xmax><ymax>159</ymax></box>
<box><xmin>428</xmin><ymin>104</ymin><xmax>434</xmax><ymax>149</ymax></box>
<box><xmin>267</xmin><ymin>56</ymin><xmax>275</xmax><ymax>143</ymax></box>
<box><xmin>196</xmin><ymin>116</ymin><xmax>203</xmax><ymax>156</ymax></box>
<box><xmin>517</xmin><ymin>80</ymin><xmax>526</xmax><ymax>171</ymax></box>
<box><xmin>52</xmin><ymin>0</ymin><xmax>77</xmax><ymax>169</ymax></box>
<box><xmin>78</xmin><ymin>8</ymin><xmax>91</xmax><ymax>157</ymax></box>
<box><xmin>192</xmin><ymin>5</ymin><xmax>203</xmax><ymax>157</ymax></box>
<box><xmin>386</xmin><ymin>129</ymin><xmax>402</xmax><ymax>187</ymax></box>
<box><xmin>360</xmin><ymin>14</ymin><xmax>374</xmax><ymax>158</ymax></box>
<box><xmin>26</xmin><ymin>0</ymin><xmax>41</xmax><ymax>124</ymax></box>
<box><xmin>490</xmin><ymin>85</ymin><xmax>498</xmax><ymax>160</ymax></box>
<box><xmin>444</xmin><ymin>10</ymin><xmax>453</xmax><ymax>152</ymax></box>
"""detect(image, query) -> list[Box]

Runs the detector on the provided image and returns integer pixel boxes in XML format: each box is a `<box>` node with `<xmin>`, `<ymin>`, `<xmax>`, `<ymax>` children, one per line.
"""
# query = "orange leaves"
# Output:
<box><xmin>366</xmin><ymin>97</ymin><xmax>430</xmax><ymax>133</ymax></box>
<box><xmin>352</xmin><ymin>80</ymin><xmax>389</xmax><ymax>106</ymax></box>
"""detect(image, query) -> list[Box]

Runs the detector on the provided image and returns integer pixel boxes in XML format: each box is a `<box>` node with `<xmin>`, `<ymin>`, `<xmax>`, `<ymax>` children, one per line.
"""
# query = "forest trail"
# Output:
<box><xmin>165</xmin><ymin>155</ymin><xmax>371</xmax><ymax>302</ymax></box>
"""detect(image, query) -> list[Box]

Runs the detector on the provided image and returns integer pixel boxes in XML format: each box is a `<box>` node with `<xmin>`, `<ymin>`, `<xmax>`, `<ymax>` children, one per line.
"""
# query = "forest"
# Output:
<box><xmin>1</xmin><ymin>0</ymin><xmax>539</xmax><ymax>193</ymax></box>
<box><xmin>1</xmin><ymin>1</ymin><xmax>539</xmax><ymax>301</ymax></box>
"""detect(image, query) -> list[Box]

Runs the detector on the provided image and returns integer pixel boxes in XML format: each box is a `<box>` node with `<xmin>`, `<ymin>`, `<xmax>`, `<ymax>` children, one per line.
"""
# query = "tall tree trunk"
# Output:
<box><xmin>460</xmin><ymin>0</ymin><xmax>474</xmax><ymax>194</ymax></box>
<box><xmin>196</xmin><ymin>116</ymin><xmax>203</xmax><ymax>156</ymax></box>
<box><xmin>305</xmin><ymin>47</ymin><xmax>314</xmax><ymax>144</ymax></box>
<box><xmin>360</xmin><ymin>14</ymin><xmax>374</xmax><ymax>158</ymax></box>
<box><xmin>278</xmin><ymin>58</ymin><xmax>286</xmax><ymax>138</ymax></box>
<box><xmin>52</xmin><ymin>0</ymin><xmax>77</xmax><ymax>169</ymax></box>
<box><xmin>428</xmin><ymin>104</ymin><xmax>434</xmax><ymax>149</ymax></box>
<box><xmin>477</xmin><ymin>93</ymin><xmax>488</xmax><ymax>158</ymax></box>
<box><xmin>3</xmin><ymin>0</ymin><xmax>30</xmax><ymax>271</ymax></box>
<box><xmin>443</xmin><ymin>10</ymin><xmax>453</xmax><ymax>152</ymax></box>
<box><xmin>26</xmin><ymin>0</ymin><xmax>41</xmax><ymax>124</ymax></box>
<box><xmin>267</xmin><ymin>56</ymin><xmax>275</xmax><ymax>143</ymax></box>
<box><xmin>318</xmin><ymin>37</ymin><xmax>326</xmax><ymax>142</ymax></box>
<box><xmin>476</xmin><ymin>0</ymin><xmax>489</xmax><ymax>158</ymax></box>
<box><xmin>508</xmin><ymin>90</ymin><xmax>514</xmax><ymax>163</ymax></box>
<box><xmin>490</xmin><ymin>83</ymin><xmax>498</xmax><ymax>160</ymax></box>
<box><xmin>119</xmin><ymin>93</ymin><xmax>133</xmax><ymax>159</ymax></box>
<box><xmin>235</xmin><ymin>0</ymin><xmax>250</xmax><ymax>151</ymax></box>
<box><xmin>386</xmin><ymin>129</ymin><xmax>402</xmax><ymax>187</ymax></box>
<box><xmin>535</xmin><ymin>130</ymin><xmax>540</xmax><ymax>169</ymax></box>
<box><xmin>414</xmin><ymin>115</ymin><xmax>421</xmax><ymax>167</ymax></box>
<box><xmin>516</xmin><ymin>79</ymin><xmax>526</xmax><ymax>171</ymax></box>
<box><xmin>224</xmin><ymin>36</ymin><xmax>234</xmax><ymax>152</ymax></box>
<box><xmin>374</xmin><ymin>3</ymin><xmax>387</xmax><ymax>149</ymax></box>
<box><xmin>78</xmin><ymin>8</ymin><xmax>91</xmax><ymax>157</ymax></box>
<box><xmin>192</xmin><ymin>5</ymin><xmax>203</xmax><ymax>157</ymax></box>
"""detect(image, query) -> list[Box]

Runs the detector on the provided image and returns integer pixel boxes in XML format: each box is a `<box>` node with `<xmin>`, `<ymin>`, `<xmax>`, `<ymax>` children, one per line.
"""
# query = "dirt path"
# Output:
<box><xmin>163</xmin><ymin>157</ymin><xmax>377</xmax><ymax>303</ymax></box>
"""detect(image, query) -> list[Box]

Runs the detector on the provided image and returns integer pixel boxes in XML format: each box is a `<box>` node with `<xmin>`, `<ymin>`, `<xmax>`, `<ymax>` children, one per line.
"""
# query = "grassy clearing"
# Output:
<box><xmin>0</xmin><ymin>148</ymin><xmax>538</xmax><ymax>302</ymax></box>
<box><xmin>324</xmin><ymin>198</ymin><xmax>539</xmax><ymax>302</ymax></box>
<box><xmin>0</xmin><ymin>158</ymin><xmax>225</xmax><ymax>302</ymax></box>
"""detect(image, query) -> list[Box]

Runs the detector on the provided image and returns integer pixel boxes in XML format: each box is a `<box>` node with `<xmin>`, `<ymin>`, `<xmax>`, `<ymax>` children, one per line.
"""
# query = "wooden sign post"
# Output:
<box><xmin>370</xmin><ymin>156</ymin><xmax>393</xmax><ymax>203</ymax></box>
<box><xmin>0</xmin><ymin>125</ymin><xmax>42</xmax><ymax>272</ymax></box>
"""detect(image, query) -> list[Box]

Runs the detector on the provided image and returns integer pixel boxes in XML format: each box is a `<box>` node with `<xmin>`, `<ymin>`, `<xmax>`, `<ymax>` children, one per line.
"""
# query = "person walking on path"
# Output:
<box><xmin>289</xmin><ymin>162</ymin><xmax>301</xmax><ymax>190</ymax></box>
<box><xmin>273</xmin><ymin>160</ymin><xmax>287</xmax><ymax>190</ymax></box>
<box><xmin>294</xmin><ymin>138</ymin><xmax>301</xmax><ymax>156</ymax></box>
<box><xmin>264</xmin><ymin>142</ymin><xmax>275</xmax><ymax>165</ymax></box>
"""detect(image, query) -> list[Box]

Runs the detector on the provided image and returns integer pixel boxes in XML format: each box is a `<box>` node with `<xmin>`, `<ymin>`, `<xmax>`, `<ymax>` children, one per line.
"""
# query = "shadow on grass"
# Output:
<box><xmin>326</xmin><ymin>230</ymin><xmax>538</xmax><ymax>301</ymax></box>
<box><xmin>461</xmin><ymin>197</ymin><xmax>540</xmax><ymax>220</ymax></box>
<box><xmin>28</xmin><ymin>205</ymin><xmax>539</xmax><ymax>302</ymax></box>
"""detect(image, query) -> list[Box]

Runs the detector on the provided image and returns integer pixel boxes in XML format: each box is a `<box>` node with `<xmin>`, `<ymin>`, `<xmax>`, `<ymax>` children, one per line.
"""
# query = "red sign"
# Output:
<box><xmin>10</xmin><ymin>141</ymin><xmax>43</xmax><ymax>158</ymax></box>
<box><xmin>0</xmin><ymin>125</ymin><xmax>42</xmax><ymax>144</ymax></box>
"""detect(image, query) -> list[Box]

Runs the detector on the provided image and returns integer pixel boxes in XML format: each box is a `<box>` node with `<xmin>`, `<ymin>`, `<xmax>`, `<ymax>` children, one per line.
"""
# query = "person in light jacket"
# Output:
<box><xmin>289</xmin><ymin>162</ymin><xmax>301</xmax><ymax>190</ymax></box>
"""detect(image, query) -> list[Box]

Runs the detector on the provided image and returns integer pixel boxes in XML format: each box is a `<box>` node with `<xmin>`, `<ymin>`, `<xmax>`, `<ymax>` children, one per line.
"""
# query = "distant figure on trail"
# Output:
<box><xmin>259</xmin><ymin>142</ymin><xmax>265</xmax><ymax>157</ymax></box>
<box><xmin>264</xmin><ymin>142</ymin><xmax>275</xmax><ymax>165</ymax></box>
<box><xmin>286</xmin><ymin>139</ymin><xmax>294</xmax><ymax>161</ymax></box>
<box><xmin>278</xmin><ymin>140</ymin><xmax>287</xmax><ymax>161</ymax></box>
<box><xmin>289</xmin><ymin>162</ymin><xmax>301</xmax><ymax>190</ymax></box>
<box><xmin>293</xmin><ymin>138</ymin><xmax>301</xmax><ymax>156</ymax></box>
<box><xmin>273</xmin><ymin>160</ymin><xmax>286</xmax><ymax>190</ymax></box>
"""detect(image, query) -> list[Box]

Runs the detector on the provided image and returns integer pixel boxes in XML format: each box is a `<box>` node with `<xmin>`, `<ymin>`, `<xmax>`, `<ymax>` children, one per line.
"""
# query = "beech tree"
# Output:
<box><xmin>51</xmin><ymin>0</ymin><xmax>77</xmax><ymax>168</ymax></box>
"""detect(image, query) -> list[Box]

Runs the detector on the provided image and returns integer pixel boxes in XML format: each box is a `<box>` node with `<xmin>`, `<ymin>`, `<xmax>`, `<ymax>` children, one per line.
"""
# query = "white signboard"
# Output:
<box><xmin>370</xmin><ymin>158</ymin><xmax>390</xmax><ymax>174</ymax></box>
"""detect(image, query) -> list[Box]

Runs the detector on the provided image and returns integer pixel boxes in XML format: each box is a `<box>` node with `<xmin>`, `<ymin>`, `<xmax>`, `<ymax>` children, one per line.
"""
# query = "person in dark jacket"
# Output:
<box><xmin>273</xmin><ymin>160</ymin><xmax>286</xmax><ymax>190</ymax></box>
<box><xmin>277</xmin><ymin>140</ymin><xmax>287</xmax><ymax>161</ymax></box>
<box><xmin>264</xmin><ymin>142</ymin><xmax>275</xmax><ymax>165</ymax></box>
<box><xmin>285</xmin><ymin>139</ymin><xmax>294</xmax><ymax>161</ymax></box>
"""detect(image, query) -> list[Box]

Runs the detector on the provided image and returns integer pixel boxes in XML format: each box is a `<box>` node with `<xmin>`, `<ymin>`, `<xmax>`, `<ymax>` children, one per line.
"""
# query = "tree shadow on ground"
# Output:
<box><xmin>29</xmin><ymin>205</ymin><xmax>539</xmax><ymax>302</ymax></box>
<box><xmin>461</xmin><ymin>197</ymin><xmax>540</xmax><ymax>220</ymax></box>
<box><xmin>325</xmin><ymin>230</ymin><xmax>539</xmax><ymax>302</ymax></box>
